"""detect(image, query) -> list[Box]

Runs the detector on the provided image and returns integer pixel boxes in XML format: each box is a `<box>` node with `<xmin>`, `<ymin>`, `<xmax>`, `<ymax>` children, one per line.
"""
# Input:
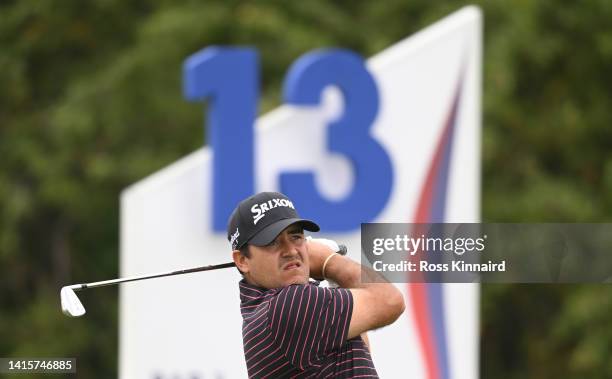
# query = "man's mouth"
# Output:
<box><xmin>283</xmin><ymin>261</ymin><xmax>301</xmax><ymax>271</ymax></box>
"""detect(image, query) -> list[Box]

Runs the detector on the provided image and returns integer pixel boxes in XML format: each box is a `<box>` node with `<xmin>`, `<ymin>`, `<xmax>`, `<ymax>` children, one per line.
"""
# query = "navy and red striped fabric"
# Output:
<box><xmin>239</xmin><ymin>280</ymin><xmax>378</xmax><ymax>378</ymax></box>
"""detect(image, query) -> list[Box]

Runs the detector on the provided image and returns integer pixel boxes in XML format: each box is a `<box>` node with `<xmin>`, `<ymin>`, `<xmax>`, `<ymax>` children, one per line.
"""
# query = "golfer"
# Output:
<box><xmin>228</xmin><ymin>191</ymin><xmax>405</xmax><ymax>378</ymax></box>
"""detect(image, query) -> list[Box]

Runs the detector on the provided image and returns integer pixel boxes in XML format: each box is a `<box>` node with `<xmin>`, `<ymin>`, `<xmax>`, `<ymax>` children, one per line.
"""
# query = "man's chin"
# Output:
<box><xmin>283</xmin><ymin>272</ymin><xmax>309</xmax><ymax>286</ymax></box>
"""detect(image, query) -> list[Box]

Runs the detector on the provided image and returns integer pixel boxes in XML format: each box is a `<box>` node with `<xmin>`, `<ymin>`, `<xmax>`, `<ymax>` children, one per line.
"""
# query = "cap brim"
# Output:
<box><xmin>248</xmin><ymin>218</ymin><xmax>320</xmax><ymax>247</ymax></box>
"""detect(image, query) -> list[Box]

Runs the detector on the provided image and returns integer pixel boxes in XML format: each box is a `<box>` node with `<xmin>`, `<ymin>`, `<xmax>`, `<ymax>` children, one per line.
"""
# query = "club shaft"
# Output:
<box><xmin>72</xmin><ymin>262</ymin><xmax>235</xmax><ymax>291</ymax></box>
<box><xmin>70</xmin><ymin>244</ymin><xmax>347</xmax><ymax>291</ymax></box>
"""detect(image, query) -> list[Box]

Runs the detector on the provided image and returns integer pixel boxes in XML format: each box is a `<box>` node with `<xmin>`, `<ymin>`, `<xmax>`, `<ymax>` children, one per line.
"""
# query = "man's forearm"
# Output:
<box><xmin>324</xmin><ymin>255</ymin><xmax>387</xmax><ymax>289</ymax></box>
<box><xmin>307</xmin><ymin>239</ymin><xmax>392</xmax><ymax>289</ymax></box>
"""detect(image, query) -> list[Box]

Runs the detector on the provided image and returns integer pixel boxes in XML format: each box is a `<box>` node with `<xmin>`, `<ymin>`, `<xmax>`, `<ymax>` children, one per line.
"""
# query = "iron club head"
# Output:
<box><xmin>61</xmin><ymin>286</ymin><xmax>86</xmax><ymax>317</ymax></box>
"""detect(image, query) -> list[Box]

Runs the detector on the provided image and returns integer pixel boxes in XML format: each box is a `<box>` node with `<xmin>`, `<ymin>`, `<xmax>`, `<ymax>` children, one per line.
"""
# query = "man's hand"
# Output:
<box><xmin>306</xmin><ymin>238</ymin><xmax>338</xmax><ymax>280</ymax></box>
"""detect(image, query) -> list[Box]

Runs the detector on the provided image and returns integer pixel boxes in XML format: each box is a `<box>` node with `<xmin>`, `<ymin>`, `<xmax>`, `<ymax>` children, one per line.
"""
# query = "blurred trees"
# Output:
<box><xmin>1</xmin><ymin>1</ymin><xmax>611</xmax><ymax>378</ymax></box>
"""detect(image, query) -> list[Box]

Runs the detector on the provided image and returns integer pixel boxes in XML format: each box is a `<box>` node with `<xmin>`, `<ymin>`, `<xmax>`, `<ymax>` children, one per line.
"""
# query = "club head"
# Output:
<box><xmin>61</xmin><ymin>286</ymin><xmax>86</xmax><ymax>317</ymax></box>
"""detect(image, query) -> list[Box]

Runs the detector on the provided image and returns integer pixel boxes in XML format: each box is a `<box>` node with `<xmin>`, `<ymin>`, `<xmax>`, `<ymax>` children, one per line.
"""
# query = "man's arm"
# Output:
<box><xmin>308</xmin><ymin>240</ymin><xmax>405</xmax><ymax>340</ymax></box>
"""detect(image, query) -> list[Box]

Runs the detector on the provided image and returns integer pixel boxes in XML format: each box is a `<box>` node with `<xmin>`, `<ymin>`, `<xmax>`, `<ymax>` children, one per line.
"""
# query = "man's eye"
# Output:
<box><xmin>267</xmin><ymin>239</ymin><xmax>280</xmax><ymax>247</ymax></box>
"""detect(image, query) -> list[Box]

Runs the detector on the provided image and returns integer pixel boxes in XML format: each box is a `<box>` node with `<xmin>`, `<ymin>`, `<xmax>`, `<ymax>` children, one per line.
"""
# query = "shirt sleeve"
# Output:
<box><xmin>268</xmin><ymin>284</ymin><xmax>353</xmax><ymax>370</ymax></box>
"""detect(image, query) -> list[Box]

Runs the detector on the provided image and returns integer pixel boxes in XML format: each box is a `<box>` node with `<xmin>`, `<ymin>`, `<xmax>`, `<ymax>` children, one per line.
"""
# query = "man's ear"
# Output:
<box><xmin>232</xmin><ymin>250</ymin><xmax>250</xmax><ymax>274</ymax></box>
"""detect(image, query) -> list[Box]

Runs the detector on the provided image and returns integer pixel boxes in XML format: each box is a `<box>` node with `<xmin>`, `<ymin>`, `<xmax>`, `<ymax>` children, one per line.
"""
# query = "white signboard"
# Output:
<box><xmin>120</xmin><ymin>6</ymin><xmax>481</xmax><ymax>378</ymax></box>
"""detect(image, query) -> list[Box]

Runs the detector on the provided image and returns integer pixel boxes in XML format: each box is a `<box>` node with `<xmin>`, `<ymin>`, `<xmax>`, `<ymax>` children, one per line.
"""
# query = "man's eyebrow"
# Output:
<box><xmin>286</xmin><ymin>227</ymin><xmax>304</xmax><ymax>234</ymax></box>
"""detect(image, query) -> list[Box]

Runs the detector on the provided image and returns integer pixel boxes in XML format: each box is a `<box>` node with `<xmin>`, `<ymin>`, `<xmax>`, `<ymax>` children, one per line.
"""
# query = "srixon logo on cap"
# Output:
<box><xmin>251</xmin><ymin>198</ymin><xmax>295</xmax><ymax>225</ymax></box>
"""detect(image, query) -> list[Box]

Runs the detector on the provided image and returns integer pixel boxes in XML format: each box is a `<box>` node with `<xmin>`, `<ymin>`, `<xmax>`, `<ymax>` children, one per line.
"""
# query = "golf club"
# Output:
<box><xmin>61</xmin><ymin>243</ymin><xmax>347</xmax><ymax>317</ymax></box>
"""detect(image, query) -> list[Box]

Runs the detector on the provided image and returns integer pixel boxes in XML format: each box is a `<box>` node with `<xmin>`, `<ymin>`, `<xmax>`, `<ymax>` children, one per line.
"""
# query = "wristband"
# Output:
<box><xmin>322</xmin><ymin>253</ymin><xmax>339</xmax><ymax>280</ymax></box>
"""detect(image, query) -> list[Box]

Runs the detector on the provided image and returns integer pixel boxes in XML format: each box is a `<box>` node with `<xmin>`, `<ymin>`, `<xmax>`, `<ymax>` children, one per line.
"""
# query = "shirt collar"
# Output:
<box><xmin>238</xmin><ymin>279</ymin><xmax>271</xmax><ymax>304</ymax></box>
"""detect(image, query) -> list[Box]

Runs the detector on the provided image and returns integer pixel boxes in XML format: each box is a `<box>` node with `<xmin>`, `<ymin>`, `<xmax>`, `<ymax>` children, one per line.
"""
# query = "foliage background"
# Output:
<box><xmin>1</xmin><ymin>1</ymin><xmax>611</xmax><ymax>377</ymax></box>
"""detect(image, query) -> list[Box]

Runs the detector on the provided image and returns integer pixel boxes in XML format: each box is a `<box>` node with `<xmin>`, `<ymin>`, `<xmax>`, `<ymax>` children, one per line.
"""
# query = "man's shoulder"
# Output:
<box><xmin>271</xmin><ymin>282</ymin><xmax>352</xmax><ymax>310</ymax></box>
<box><xmin>274</xmin><ymin>281</ymin><xmax>322</xmax><ymax>297</ymax></box>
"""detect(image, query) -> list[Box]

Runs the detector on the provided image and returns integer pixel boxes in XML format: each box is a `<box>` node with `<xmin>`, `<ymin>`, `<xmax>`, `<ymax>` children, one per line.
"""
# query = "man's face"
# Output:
<box><xmin>234</xmin><ymin>225</ymin><xmax>310</xmax><ymax>289</ymax></box>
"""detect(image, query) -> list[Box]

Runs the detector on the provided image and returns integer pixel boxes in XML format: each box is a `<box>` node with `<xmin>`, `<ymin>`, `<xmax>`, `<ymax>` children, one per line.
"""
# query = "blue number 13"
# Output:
<box><xmin>184</xmin><ymin>47</ymin><xmax>393</xmax><ymax>232</ymax></box>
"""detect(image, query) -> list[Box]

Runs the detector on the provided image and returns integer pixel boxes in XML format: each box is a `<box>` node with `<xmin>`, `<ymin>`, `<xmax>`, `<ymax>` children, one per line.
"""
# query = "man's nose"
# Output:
<box><xmin>279</xmin><ymin>237</ymin><xmax>299</xmax><ymax>257</ymax></box>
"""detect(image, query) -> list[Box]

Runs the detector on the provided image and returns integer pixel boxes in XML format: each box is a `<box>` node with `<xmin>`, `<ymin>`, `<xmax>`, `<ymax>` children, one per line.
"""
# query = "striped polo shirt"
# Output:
<box><xmin>239</xmin><ymin>279</ymin><xmax>378</xmax><ymax>378</ymax></box>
